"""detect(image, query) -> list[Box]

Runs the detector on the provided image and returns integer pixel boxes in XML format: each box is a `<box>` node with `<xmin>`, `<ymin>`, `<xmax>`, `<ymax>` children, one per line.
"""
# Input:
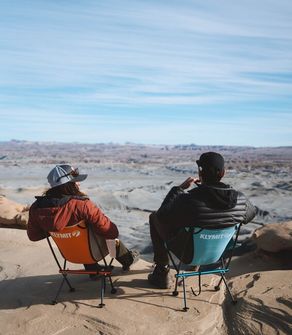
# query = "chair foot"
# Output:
<box><xmin>172</xmin><ymin>290</ymin><xmax>179</xmax><ymax>296</ymax></box>
<box><xmin>111</xmin><ymin>288</ymin><xmax>117</xmax><ymax>294</ymax></box>
<box><xmin>183</xmin><ymin>307</ymin><xmax>189</xmax><ymax>312</ymax></box>
<box><xmin>98</xmin><ymin>303</ymin><xmax>105</xmax><ymax>308</ymax></box>
<box><xmin>51</xmin><ymin>300</ymin><xmax>57</xmax><ymax>305</ymax></box>
<box><xmin>214</xmin><ymin>285</ymin><xmax>220</xmax><ymax>291</ymax></box>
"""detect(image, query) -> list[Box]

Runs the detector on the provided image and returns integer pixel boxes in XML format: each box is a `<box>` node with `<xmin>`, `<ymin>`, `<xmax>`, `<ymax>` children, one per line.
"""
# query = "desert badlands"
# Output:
<box><xmin>0</xmin><ymin>141</ymin><xmax>291</xmax><ymax>334</ymax></box>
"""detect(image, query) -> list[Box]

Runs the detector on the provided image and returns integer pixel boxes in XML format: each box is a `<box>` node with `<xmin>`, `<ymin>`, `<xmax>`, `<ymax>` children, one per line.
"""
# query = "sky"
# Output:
<box><xmin>0</xmin><ymin>0</ymin><xmax>292</xmax><ymax>146</ymax></box>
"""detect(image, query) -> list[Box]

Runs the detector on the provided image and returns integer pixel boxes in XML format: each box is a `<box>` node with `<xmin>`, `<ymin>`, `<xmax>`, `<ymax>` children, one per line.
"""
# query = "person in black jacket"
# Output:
<box><xmin>148</xmin><ymin>152</ymin><xmax>257</xmax><ymax>289</ymax></box>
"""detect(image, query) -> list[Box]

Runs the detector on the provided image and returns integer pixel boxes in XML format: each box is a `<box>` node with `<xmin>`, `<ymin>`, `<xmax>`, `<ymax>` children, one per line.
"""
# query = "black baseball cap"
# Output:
<box><xmin>196</xmin><ymin>152</ymin><xmax>225</xmax><ymax>172</ymax></box>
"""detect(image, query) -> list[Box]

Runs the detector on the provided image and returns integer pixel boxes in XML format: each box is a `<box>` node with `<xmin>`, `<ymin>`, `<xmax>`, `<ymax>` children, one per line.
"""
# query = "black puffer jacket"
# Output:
<box><xmin>156</xmin><ymin>182</ymin><xmax>257</xmax><ymax>240</ymax></box>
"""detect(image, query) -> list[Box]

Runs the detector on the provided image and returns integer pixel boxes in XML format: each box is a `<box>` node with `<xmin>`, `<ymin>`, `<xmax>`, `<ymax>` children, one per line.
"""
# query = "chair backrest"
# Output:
<box><xmin>189</xmin><ymin>225</ymin><xmax>239</xmax><ymax>266</ymax></box>
<box><xmin>49</xmin><ymin>220</ymin><xmax>109</xmax><ymax>264</ymax></box>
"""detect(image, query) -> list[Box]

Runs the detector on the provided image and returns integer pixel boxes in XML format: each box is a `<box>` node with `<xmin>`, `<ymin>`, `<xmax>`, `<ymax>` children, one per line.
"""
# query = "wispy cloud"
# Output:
<box><xmin>0</xmin><ymin>0</ymin><xmax>291</xmax><ymax>145</ymax></box>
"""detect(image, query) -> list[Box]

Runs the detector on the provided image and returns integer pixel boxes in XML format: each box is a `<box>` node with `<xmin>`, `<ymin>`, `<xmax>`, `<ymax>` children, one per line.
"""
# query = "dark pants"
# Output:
<box><xmin>149</xmin><ymin>212</ymin><xmax>170</xmax><ymax>266</ymax></box>
<box><xmin>84</xmin><ymin>240</ymin><xmax>130</xmax><ymax>270</ymax></box>
<box><xmin>149</xmin><ymin>212</ymin><xmax>193</xmax><ymax>266</ymax></box>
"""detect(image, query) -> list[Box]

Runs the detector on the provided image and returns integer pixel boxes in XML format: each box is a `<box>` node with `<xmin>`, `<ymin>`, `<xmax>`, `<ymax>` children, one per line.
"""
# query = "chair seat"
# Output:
<box><xmin>47</xmin><ymin>220</ymin><xmax>116</xmax><ymax>308</ymax></box>
<box><xmin>166</xmin><ymin>224</ymin><xmax>241</xmax><ymax>311</ymax></box>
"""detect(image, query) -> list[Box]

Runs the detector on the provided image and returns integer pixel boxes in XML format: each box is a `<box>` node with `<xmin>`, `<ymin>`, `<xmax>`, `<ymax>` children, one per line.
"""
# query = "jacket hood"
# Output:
<box><xmin>28</xmin><ymin>195</ymin><xmax>93</xmax><ymax>237</ymax></box>
<box><xmin>189</xmin><ymin>182</ymin><xmax>238</xmax><ymax>209</ymax></box>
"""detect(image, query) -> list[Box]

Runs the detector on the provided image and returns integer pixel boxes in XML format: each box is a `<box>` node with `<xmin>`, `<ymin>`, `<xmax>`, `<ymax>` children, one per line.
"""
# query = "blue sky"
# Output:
<box><xmin>0</xmin><ymin>0</ymin><xmax>291</xmax><ymax>146</ymax></box>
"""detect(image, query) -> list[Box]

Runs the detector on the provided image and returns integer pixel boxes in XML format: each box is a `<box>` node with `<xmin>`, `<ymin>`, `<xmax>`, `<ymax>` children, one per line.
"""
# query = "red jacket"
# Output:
<box><xmin>27</xmin><ymin>196</ymin><xmax>119</xmax><ymax>241</ymax></box>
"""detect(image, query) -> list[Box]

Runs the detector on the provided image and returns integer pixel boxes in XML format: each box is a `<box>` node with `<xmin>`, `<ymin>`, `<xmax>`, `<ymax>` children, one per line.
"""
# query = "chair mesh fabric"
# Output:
<box><xmin>49</xmin><ymin>220</ymin><xmax>109</xmax><ymax>264</ymax></box>
<box><xmin>190</xmin><ymin>225</ymin><xmax>238</xmax><ymax>266</ymax></box>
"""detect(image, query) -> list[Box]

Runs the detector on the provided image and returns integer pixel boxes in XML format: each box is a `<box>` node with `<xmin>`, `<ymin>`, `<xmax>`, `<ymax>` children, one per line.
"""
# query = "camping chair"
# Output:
<box><xmin>166</xmin><ymin>223</ymin><xmax>241</xmax><ymax>311</ymax></box>
<box><xmin>46</xmin><ymin>220</ymin><xmax>117</xmax><ymax>308</ymax></box>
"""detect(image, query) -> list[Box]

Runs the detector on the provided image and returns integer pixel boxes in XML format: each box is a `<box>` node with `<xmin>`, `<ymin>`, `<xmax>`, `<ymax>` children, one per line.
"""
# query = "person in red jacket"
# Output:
<box><xmin>27</xmin><ymin>164</ymin><xmax>139</xmax><ymax>274</ymax></box>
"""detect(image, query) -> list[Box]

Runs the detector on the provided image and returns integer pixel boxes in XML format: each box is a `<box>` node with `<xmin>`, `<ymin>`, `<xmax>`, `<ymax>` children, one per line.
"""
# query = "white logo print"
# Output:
<box><xmin>71</xmin><ymin>230</ymin><xmax>81</xmax><ymax>237</ymax></box>
<box><xmin>200</xmin><ymin>233</ymin><xmax>232</xmax><ymax>240</ymax></box>
<box><xmin>51</xmin><ymin>230</ymin><xmax>81</xmax><ymax>239</ymax></box>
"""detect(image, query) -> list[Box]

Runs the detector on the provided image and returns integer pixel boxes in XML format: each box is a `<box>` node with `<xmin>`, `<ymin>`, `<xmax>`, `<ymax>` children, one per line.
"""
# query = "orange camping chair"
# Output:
<box><xmin>46</xmin><ymin>220</ymin><xmax>117</xmax><ymax>308</ymax></box>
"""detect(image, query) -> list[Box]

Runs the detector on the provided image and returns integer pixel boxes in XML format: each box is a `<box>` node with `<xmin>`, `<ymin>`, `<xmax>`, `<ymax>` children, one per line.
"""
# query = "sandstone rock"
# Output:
<box><xmin>252</xmin><ymin>221</ymin><xmax>292</xmax><ymax>253</ymax></box>
<box><xmin>0</xmin><ymin>195</ymin><xmax>29</xmax><ymax>228</ymax></box>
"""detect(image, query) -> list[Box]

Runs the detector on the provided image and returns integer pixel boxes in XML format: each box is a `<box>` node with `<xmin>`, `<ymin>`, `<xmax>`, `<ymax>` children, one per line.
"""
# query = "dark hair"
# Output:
<box><xmin>44</xmin><ymin>182</ymin><xmax>87</xmax><ymax>198</ymax></box>
<box><xmin>200</xmin><ymin>166</ymin><xmax>223</xmax><ymax>184</ymax></box>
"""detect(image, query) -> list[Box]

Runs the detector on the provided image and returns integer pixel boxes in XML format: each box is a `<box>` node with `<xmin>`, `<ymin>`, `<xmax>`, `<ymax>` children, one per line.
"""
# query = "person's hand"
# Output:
<box><xmin>179</xmin><ymin>177</ymin><xmax>200</xmax><ymax>190</ymax></box>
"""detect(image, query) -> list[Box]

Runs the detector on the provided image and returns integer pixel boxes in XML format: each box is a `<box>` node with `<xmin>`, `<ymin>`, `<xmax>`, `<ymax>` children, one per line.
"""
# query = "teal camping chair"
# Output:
<box><xmin>166</xmin><ymin>224</ymin><xmax>241</xmax><ymax>311</ymax></box>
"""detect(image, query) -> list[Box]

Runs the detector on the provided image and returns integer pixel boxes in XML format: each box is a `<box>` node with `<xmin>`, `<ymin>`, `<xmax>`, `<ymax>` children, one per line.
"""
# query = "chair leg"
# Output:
<box><xmin>172</xmin><ymin>275</ymin><xmax>179</xmax><ymax>296</ymax></box>
<box><xmin>98</xmin><ymin>275</ymin><xmax>106</xmax><ymax>308</ymax></box>
<box><xmin>221</xmin><ymin>274</ymin><xmax>237</xmax><ymax>304</ymax></box>
<box><xmin>214</xmin><ymin>258</ymin><xmax>226</xmax><ymax>291</ymax></box>
<box><xmin>52</xmin><ymin>278</ymin><xmax>65</xmax><ymax>304</ymax></box>
<box><xmin>52</xmin><ymin>274</ymin><xmax>75</xmax><ymax>305</ymax></box>
<box><xmin>167</xmin><ymin>249</ymin><xmax>181</xmax><ymax>297</ymax></box>
<box><xmin>108</xmin><ymin>275</ymin><xmax>117</xmax><ymax>294</ymax></box>
<box><xmin>182</xmin><ymin>277</ymin><xmax>189</xmax><ymax>312</ymax></box>
<box><xmin>63</xmin><ymin>274</ymin><xmax>75</xmax><ymax>292</ymax></box>
<box><xmin>52</xmin><ymin>275</ymin><xmax>68</xmax><ymax>304</ymax></box>
<box><xmin>214</xmin><ymin>276</ymin><xmax>223</xmax><ymax>291</ymax></box>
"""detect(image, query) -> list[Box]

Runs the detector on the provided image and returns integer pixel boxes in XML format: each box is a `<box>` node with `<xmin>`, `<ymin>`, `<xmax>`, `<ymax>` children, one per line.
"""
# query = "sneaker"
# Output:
<box><xmin>148</xmin><ymin>264</ymin><xmax>171</xmax><ymax>289</ymax></box>
<box><xmin>117</xmin><ymin>250</ymin><xmax>140</xmax><ymax>271</ymax></box>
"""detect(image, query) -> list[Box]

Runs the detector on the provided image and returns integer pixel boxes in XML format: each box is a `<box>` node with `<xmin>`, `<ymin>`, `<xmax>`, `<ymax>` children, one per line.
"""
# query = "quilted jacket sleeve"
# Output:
<box><xmin>157</xmin><ymin>186</ymin><xmax>185</xmax><ymax>218</ymax></box>
<box><xmin>244</xmin><ymin>198</ymin><xmax>257</xmax><ymax>224</ymax></box>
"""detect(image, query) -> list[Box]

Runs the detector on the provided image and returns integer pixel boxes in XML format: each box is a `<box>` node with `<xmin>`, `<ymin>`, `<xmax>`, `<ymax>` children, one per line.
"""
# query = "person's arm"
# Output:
<box><xmin>27</xmin><ymin>206</ymin><xmax>49</xmax><ymax>241</ymax></box>
<box><xmin>158</xmin><ymin>186</ymin><xmax>184</xmax><ymax>211</ymax></box>
<box><xmin>157</xmin><ymin>177</ymin><xmax>199</xmax><ymax>218</ymax></box>
<box><xmin>82</xmin><ymin>200</ymin><xmax>119</xmax><ymax>239</ymax></box>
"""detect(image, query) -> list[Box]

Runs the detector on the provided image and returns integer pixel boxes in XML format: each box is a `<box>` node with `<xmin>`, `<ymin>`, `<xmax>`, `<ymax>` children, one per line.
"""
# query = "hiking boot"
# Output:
<box><xmin>148</xmin><ymin>264</ymin><xmax>171</xmax><ymax>289</ymax></box>
<box><xmin>116</xmin><ymin>249</ymin><xmax>140</xmax><ymax>271</ymax></box>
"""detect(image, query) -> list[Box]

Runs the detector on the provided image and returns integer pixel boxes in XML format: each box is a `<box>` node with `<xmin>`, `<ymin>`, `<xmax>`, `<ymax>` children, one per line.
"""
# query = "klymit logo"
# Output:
<box><xmin>51</xmin><ymin>230</ymin><xmax>81</xmax><ymax>238</ymax></box>
<box><xmin>71</xmin><ymin>230</ymin><xmax>80</xmax><ymax>237</ymax></box>
<box><xmin>200</xmin><ymin>233</ymin><xmax>232</xmax><ymax>240</ymax></box>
